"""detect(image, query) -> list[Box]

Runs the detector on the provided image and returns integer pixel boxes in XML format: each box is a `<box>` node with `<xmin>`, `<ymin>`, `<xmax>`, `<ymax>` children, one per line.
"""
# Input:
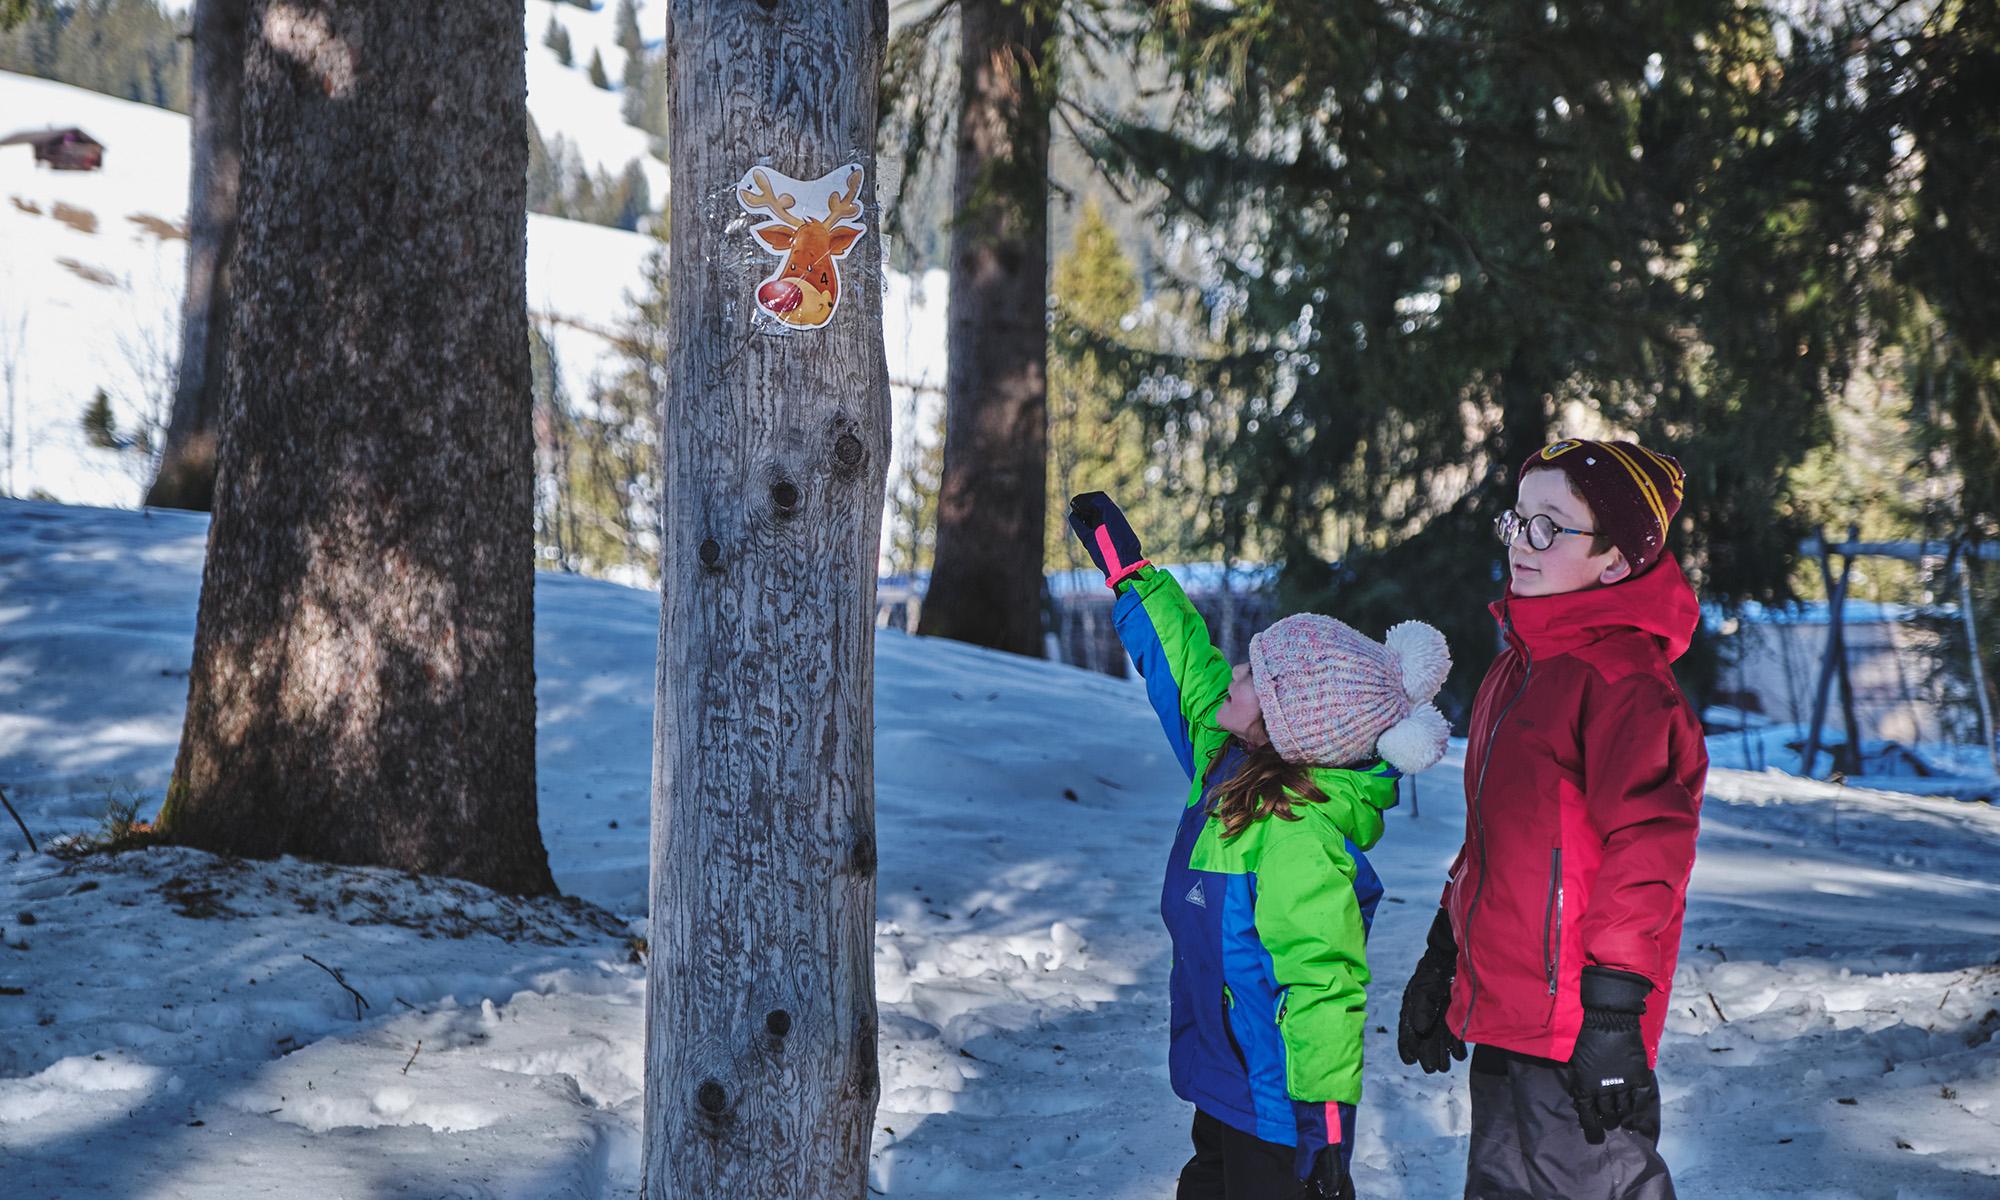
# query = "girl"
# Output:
<box><xmin>1068</xmin><ymin>492</ymin><xmax>1451</xmax><ymax>1200</ymax></box>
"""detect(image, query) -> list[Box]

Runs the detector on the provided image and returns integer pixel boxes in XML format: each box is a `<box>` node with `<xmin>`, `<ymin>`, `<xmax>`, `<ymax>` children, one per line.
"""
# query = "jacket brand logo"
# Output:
<box><xmin>1185</xmin><ymin>880</ymin><xmax>1207</xmax><ymax>908</ymax></box>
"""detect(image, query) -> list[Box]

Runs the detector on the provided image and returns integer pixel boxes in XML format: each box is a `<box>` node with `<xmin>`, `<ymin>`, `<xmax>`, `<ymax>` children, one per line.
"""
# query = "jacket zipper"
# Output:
<box><xmin>1543</xmin><ymin>847</ymin><xmax>1564</xmax><ymax>996</ymax></box>
<box><xmin>1221</xmin><ymin>985</ymin><xmax>1249</xmax><ymax>1067</ymax></box>
<box><xmin>1456</xmin><ymin>611</ymin><xmax>1534</xmax><ymax>1040</ymax></box>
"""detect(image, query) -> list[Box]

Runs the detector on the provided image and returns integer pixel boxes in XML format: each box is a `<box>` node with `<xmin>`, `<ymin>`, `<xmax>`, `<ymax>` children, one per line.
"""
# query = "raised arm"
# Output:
<box><xmin>1068</xmin><ymin>493</ymin><xmax>1234</xmax><ymax>779</ymax></box>
<box><xmin>1114</xmin><ymin>567</ymin><xmax>1237</xmax><ymax>778</ymax></box>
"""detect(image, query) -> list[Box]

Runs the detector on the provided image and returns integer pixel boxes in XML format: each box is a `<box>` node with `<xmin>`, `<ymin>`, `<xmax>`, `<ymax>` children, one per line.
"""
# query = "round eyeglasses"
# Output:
<box><xmin>1494</xmin><ymin>509</ymin><xmax>1597</xmax><ymax>551</ymax></box>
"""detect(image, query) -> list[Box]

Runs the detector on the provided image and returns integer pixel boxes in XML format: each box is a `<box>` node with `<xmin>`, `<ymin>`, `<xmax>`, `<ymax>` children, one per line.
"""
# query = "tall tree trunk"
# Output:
<box><xmin>1496</xmin><ymin>343</ymin><xmax>1553</xmax><ymax>497</ymax></box>
<box><xmin>914</xmin><ymin>0</ymin><xmax>1052</xmax><ymax>656</ymax></box>
<box><xmin>156</xmin><ymin>0</ymin><xmax>554</xmax><ymax>897</ymax></box>
<box><xmin>646</xmin><ymin>2</ymin><xmax>888</xmax><ymax>1197</ymax></box>
<box><xmin>146</xmin><ymin>0</ymin><xmax>244</xmax><ymax>512</ymax></box>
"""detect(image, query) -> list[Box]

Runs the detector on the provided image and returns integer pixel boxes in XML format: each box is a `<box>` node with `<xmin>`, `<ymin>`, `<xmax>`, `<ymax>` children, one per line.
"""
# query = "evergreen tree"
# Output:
<box><xmin>80</xmin><ymin>388</ymin><xmax>119</xmax><ymax>448</ymax></box>
<box><xmin>635</xmin><ymin>49</ymin><xmax>669</xmax><ymax>141</ymax></box>
<box><xmin>1082</xmin><ymin>1</ymin><xmax>1863</xmax><ymax>713</ymax></box>
<box><xmin>619</xmin><ymin>40</ymin><xmax>648</xmax><ymax>127</ymax></box>
<box><xmin>0</xmin><ymin>0</ymin><xmax>190</xmax><ymax>112</ymax></box>
<box><xmin>1044</xmin><ymin>200</ymin><xmax>1202</xmax><ymax>571</ymax></box>
<box><xmin>525</xmin><ymin>115</ymin><xmax>564</xmax><ymax>217</ymax></box>
<box><xmin>1890</xmin><ymin>3</ymin><xmax>2000</xmax><ymax>539</ymax></box>
<box><xmin>569</xmin><ymin>161</ymin><xmax>601</xmax><ymax>220</ymax></box>
<box><xmin>528</xmin><ymin>322</ymin><xmax>580</xmax><ymax>572</ymax></box>
<box><xmin>609</xmin><ymin>158</ymin><xmax>650</xmax><ymax>231</ymax></box>
<box><xmin>542</xmin><ymin>13</ymin><xmax>570</xmax><ymax>66</ymax></box>
<box><xmin>613</xmin><ymin>0</ymin><xmax>640</xmax><ymax>56</ymax></box>
<box><xmin>0</xmin><ymin>1</ymin><xmax>41</xmax><ymax>31</ymax></box>
<box><xmin>529</xmin><ymin>224</ymin><xmax>672</xmax><ymax>581</ymax></box>
<box><xmin>884</xmin><ymin>391</ymin><xmax>944</xmax><ymax>577</ymax></box>
<box><xmin>565</xmin><ymin>223</ymin><xmax>668</xmax><ymax>579</ymax></box>
<box><xmin>587</xmin><ymin>46</ymin><xmax>609</xmax><ymax>89</ymax></box>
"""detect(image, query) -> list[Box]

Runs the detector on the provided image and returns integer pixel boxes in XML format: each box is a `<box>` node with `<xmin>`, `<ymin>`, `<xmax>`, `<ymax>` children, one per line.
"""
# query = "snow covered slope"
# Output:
<box><xmin>0</xmin><ymin>66</ymin><xmax>946</xmax><ymax>514</ymax></box>
<box><xmin>2</xmin><ymin>498</ymin><xmax>1996</xmax><ymax>1197</ymax></box>
<box><xmin>523</xmin><ymin>0</ymin><xmax>670</xmax><ymax>201</ymax></box>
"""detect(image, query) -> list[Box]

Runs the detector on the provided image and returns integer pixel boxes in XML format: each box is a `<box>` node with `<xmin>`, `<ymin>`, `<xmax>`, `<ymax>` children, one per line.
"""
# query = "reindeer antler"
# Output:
<box><xmin>738</xmin><ymin>169</ymin><xmax>804</xmax><ymax>228</ymax></box>
<box><xmin>825</xmin><ymin>168</ymin><xmax>863</xmax><ymax>226</ymax></box>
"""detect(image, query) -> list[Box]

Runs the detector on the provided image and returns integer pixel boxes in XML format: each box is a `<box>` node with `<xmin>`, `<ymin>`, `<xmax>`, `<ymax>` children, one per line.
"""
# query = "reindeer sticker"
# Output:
<box><xmin>735</xmin><ymin>163</ymin><xmax>868</xmax><ymax>330</ymax></box>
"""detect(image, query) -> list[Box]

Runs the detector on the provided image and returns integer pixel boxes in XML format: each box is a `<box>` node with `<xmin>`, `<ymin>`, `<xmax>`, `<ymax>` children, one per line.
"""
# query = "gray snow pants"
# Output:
<box><xmin>1465</xmin><ymin>1045</ymin><xmax>1677</xmax><ymax>1200</ymax></box>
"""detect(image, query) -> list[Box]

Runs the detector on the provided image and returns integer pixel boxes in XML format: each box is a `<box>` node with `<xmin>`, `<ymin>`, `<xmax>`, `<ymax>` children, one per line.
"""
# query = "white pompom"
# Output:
<box><xmin>1384</xmin><ymin>620</ymin><xmax>1451</xmax><ymax>703</ymax></box>
<box><xmin>1376</xmin><ymin>703</ymin><xmax>1449</xmax><ymax>776</ymax></box>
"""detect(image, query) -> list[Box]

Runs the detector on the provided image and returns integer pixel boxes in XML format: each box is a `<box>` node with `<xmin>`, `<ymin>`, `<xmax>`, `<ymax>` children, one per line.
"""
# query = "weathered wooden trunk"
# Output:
<box><xmin>146</xmin><ymin>0</ymin><xmax>244</xmax><ymax>513</ymax></box>
<box><xmin>646</xmin><ymin>1</ymin><xmax>889</xmax><ymax>1196</ymax></box>
<box><xmin>158</xmin><ymin>0</ymin><xmax>554</xmax><ymax>897</ymax></box>
<box><xmin>915</xmin><ymin>0</ymin><xmax>1052</xmax><ymax>657</ymax></box>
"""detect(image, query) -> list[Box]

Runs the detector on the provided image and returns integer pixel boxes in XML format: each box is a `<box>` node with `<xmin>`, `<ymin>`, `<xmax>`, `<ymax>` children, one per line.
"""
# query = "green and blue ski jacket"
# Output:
<box><xmin>1113</xmin><ymin>565</ymin><xmax>1398</xmax><ymax>1145</ymax></box>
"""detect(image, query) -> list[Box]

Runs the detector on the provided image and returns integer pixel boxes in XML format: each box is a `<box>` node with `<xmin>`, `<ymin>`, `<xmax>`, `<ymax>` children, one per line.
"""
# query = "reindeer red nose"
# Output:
<box><xmin>758</xmin><ymin>278</ymin><xmax>803</xmax><ymax>315</ymax></box>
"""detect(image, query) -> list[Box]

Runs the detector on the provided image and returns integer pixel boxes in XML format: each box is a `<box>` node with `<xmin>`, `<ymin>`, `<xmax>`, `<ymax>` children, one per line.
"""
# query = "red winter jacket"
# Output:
<box><xmin>1442</xmin><ymin>555</ymin><xmax>1707</xmax><ymax>1066</ymax></box>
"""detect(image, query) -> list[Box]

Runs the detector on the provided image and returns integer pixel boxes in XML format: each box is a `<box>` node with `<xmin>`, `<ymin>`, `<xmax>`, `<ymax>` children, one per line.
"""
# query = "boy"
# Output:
<box><xmin>1395</xmin><ymin>439</ymin><xmax>1706</xmax><ymax>1199</ymax></box>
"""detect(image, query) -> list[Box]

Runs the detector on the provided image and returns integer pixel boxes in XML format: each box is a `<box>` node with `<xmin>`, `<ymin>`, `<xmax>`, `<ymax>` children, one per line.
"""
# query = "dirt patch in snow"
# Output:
<box><xmin>126</xmin><ymin>212</ymin><xmax>186</xmax><ymax>241</ymax></box>
<box><xmin>55</xmin><ymin>258</ymin><xmax>116</xmax><ymax>287</ymax></box>
<box><xmin>50</xmin><ymin>202</ymin><xmax>97</xmax><ymax>234</ymax></box>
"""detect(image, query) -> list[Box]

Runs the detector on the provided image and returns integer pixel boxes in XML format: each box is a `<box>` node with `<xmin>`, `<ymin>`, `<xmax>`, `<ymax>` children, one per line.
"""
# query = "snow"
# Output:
<box><xmin>522</xmin><ymin>0</ymin><xmax>670</xmax><ymax>201</ymax></box>
<box><xmin>1</xmin><ymin>69</ymin><xmax>950</xmax><ymax>551</ymax></box>
<box><xmin>0</xmin><ymin>68</ymin><xmax>667</xmax><ymax>505</ymax></box>
<box><xmin>3</xmin><ymin>497</ymin><xmax>1998</xmax><ymax>1196</ymax></box>
<box><xmin>0</xmin><ymin>74</ymin><xmax>193</xmax><ymax>508</ymax></box>
<box><xmin>1705</xmin><ymin>720</ymin><xmax>1997</xmax><ymax>804</ymax></box>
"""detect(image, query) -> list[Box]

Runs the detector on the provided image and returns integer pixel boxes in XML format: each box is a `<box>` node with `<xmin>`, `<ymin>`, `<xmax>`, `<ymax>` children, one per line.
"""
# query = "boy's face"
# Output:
<box><xmin>1508</xmin><ymin>468</ymin><xmax>1631</xmax><ymax>597</ymax></box>
<box><xmin>1216</xmin><ymin>663</ymin><xmax>1271</xmax><ymax>746</ymax></box>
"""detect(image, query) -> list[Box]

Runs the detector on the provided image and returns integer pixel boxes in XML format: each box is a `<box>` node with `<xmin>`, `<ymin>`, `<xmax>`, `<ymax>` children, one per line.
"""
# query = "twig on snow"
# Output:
<box><xmin>0</xmin><ymin>784</ymin><xmax>38</xmax><ymax>854</ymax></box>
<box><xmin>302</xmin><ymin>954</ymin><xmax>371</xmax><ymax>1020</ymax></box>
<box><xmin>401</xmin><ymin>1040</ymin><xmax>422</xmax><ymax>1075</ymax></box>
<box><xmin>1707</xmin><ymin>992</ymin><xmax>1729</xmax><ymax>1024</ymax></box>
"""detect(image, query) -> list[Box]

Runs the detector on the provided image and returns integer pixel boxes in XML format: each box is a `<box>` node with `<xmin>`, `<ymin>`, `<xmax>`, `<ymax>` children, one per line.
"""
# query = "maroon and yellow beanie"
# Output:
<box><xmin>1520</xmin><ymin>438</ymin><xmax>1686</xmax><ymax>575</ymax></box>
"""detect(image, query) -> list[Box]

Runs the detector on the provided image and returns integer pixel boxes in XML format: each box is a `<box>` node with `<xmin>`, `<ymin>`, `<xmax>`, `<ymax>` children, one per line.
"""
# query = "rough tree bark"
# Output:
<box><xmin>644</xmin><ymin>2</ymin><xmax>888</xmax><ymax>1200</ymax></box>
<box><xmin>914</xmin><ymin>0</ymin><xmax>1052</xmax><ymax>657</ymax></box>
<box><xmin>645</xmin><ymin>2</ymin><xmax>889</xmax><ymax>1197</ymax></box>
<box><xmin>156</xmin><ymin>0</ymin><xmax>554</xmax><ymax>897</ymax></box>
<box><xmin>146</xmin><ymin>0</ymin><xmax>244</xmax><ymax>513</ymax></box>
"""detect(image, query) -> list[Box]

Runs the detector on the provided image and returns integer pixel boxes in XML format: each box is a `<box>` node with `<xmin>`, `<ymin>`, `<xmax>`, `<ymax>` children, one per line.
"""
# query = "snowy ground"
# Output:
<box><xmin>2</xmin><ymin>498</ymin><xmax>1997</xmax><ymax>1197</ymax></box>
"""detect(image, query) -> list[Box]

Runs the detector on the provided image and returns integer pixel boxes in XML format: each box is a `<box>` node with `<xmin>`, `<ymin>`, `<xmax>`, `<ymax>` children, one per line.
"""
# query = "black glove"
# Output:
<box><xmin>1567</xmin><ymin>966</ymin><xmax>1656</xmax><ymax>1144</ymax></box>
<box><xmin>1397</xmin><ymin>908</ymin><xmax>1466</xmax><ymax>1074</ymax></box>
<box><xmin>1300</xmin><ymin>1145</ymin><xmax>1354</xmax><ymax>1200</ymax></box>
<box><xmin>1066</xmin><ymin>492</ymin><xmax>1148</xmax><ymax>588</ymax></box>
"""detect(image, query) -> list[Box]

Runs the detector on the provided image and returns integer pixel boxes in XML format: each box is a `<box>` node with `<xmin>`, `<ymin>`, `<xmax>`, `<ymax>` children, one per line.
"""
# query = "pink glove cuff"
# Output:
<box><xmin>1096</xmin><ymin>526</ymin><xmax>1149</xmax><ymax>589</ymax></box>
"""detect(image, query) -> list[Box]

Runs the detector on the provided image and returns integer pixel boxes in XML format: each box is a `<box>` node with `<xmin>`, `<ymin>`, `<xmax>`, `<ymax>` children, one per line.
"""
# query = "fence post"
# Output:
<box><xmin>1959</xmin><ymin>554</ymin><xmax>1999</xmax><ymax>777</ymax></box>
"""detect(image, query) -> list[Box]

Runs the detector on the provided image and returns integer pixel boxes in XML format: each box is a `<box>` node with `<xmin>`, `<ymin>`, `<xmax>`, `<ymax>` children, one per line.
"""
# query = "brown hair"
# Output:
<box><xmin>1520</xmin><ymin>462</ymin><xmax>1617</xmax><ymax>556</ymax></box>
<box><xmin>1204</xmin><ymin>737</ymin><xmax>1337</xmax><ymax>839</ymax></box>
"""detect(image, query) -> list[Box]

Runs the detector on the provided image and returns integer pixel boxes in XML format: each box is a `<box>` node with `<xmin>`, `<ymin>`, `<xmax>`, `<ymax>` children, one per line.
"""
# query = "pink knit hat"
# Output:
<box><xmin>1248</xmin><ymin>615</ymin><xmax>1452</xmax><ymax>774</ymax></box>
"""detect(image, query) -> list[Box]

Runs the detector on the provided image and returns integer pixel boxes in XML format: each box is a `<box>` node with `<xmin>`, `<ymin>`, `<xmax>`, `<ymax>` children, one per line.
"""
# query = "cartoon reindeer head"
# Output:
<box><xmin>737</xmin><ymin>165</ymin><xmax>867</xmax><ymax>329</ymax></box>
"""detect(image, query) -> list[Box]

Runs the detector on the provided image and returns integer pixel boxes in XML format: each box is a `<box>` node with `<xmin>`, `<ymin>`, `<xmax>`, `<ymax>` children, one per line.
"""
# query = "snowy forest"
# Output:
<box><xmin>0</xmin><ymin>1</ymin><xmax>1996</xmax><ymax>1197</ymax></box>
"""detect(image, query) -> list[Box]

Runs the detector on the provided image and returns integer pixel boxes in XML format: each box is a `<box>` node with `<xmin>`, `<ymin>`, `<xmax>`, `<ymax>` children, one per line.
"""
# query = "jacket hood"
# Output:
<box><xmin>1299</xmin><ymin>762</ymin><xmax>1400</xmax><ymax>852</ymax></box>
<box><xmin>1489</xmin><ymin>552</ymin><xmax>1700</xmax><ymax>663</ymax></box>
